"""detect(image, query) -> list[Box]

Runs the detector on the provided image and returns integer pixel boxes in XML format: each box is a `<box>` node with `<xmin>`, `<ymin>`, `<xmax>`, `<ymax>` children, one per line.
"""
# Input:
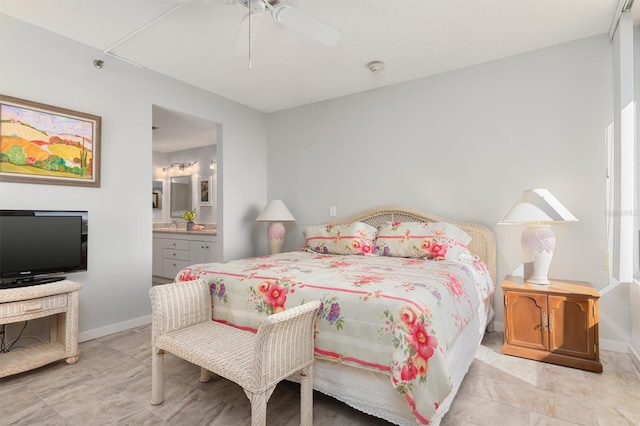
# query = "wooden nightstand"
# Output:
<box><xmin>501</xmin><ymin>275</ymin><xmax>602</xmax><ymax>373</ymax></box>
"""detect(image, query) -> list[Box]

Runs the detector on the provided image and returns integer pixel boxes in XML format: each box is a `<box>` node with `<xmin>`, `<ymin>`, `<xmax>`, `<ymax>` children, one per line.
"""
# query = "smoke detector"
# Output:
<box><xmin>367</xmin><ymin>60</ymin><xmax>384</xmax><ymax>73</ymax></box>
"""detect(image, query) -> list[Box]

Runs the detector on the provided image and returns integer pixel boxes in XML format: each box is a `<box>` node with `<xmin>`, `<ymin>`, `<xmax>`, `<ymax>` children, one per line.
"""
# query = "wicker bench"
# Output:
<box><xmin>149</xmin><ymin>279</ymin><xmax>320</xmax><ymax>425</ymax></box>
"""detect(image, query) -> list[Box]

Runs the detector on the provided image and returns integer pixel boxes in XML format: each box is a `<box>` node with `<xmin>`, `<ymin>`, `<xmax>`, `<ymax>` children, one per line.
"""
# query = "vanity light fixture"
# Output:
<box><xmin>210</xmin><ymin>161</ymin><xmax>217</xmax><ymax>170</ymax></box>
<box><xmin>162</xmin><ymin>161</ymin><xmax>198</xmax><ymax>175</ymax></box>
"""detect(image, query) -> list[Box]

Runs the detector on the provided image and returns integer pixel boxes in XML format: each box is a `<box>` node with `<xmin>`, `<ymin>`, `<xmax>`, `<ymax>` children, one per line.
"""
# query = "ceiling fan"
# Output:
<box><xmin>171</xmin><ymin>0</ymin><xmax>341</xmax><ymax>55</ymax></box>
<box><xmin>241</xmin><ymin>0</ymin><xmax>341</xmax><ymax>45</ymax></box>
<box><xmin>105</xmin><ymin>0</ymin><xmax>341</xmax><ymax>68</ymax></box>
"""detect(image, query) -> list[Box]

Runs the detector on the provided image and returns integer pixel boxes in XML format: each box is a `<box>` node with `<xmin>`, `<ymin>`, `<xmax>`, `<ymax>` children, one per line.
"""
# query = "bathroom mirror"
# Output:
<box><xmin>170</xmin><ymin>175</ymin><xmax>191</xmax><ymax>218</ymax></box>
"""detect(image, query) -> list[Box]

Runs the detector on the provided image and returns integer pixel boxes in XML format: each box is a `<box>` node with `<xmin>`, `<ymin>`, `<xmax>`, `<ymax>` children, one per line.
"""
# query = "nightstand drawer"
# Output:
<box><xmin>0</xmin><ymin>294</ymin><xmax>68</xmax><ymax>320</ymax></box>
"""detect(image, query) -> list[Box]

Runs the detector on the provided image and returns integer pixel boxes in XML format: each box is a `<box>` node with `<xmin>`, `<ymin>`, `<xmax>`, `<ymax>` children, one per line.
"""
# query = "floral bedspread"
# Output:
<box><xmin>176</xmin><ymin>251</ymin><xmax>493</xmax><ymax>424</ymax></box>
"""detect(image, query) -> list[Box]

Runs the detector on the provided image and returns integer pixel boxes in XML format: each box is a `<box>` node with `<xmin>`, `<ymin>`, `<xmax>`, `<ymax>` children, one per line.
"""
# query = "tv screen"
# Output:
<box><xmin>0</xmin><ymin>210</ymin><xmax>88</xmax><ymax>289</ymax></box>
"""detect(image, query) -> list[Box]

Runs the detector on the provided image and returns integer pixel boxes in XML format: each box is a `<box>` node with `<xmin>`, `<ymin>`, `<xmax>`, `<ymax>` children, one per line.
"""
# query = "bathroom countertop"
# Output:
<box><xmin>153</xmin><ymin>222</ymin><xmax>216</xmax><ymax>236</ymax></box>
<box><xmin>153</xmin><ymin>228</ymin><xmax>217</xmax><ymax>236</ymax></box>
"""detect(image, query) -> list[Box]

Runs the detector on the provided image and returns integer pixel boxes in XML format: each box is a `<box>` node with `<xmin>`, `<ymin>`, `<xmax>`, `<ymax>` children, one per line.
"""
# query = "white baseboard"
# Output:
<box><xmin>79</xmin><ymin>315</ymin><xmax>151</xmax><ymax>342</ymax></box>
<box><xmin>489</xmin><ymin>321</ymin><xmax>628</xmax><ymax>354</ymax></box>
<box><xmin>599</xmin><ymin>338</ymin><xmax>629</xmax><ymax>353</ymax></box>
<box><xmin>629</xmin><ymin>344</ymin><xmax>640</xmax><ymax>372</ymax></box>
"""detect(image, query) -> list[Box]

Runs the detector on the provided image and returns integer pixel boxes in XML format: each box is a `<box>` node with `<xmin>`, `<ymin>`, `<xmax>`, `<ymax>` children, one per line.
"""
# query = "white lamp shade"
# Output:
<box><xmin>256</xmin><ymin>200</ymin><xmax>295</xmax><ymax>222</ymax></box>
<box><xmin>500</xmin><ymin>189</ymin><xmax>578</xmax><ymax>224</ymax></box>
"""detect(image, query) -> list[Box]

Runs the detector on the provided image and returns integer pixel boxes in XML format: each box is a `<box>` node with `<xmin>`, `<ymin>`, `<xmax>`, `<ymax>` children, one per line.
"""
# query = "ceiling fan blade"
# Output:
<box><xmin>270</xmin><ymin>5</ymin><xmax>341</xmax><ymax>46</ymax></box>
<box><xmin>234</xmin><ymin>12</ymin><xmax>263</xmax><ymax>56</ymax></box>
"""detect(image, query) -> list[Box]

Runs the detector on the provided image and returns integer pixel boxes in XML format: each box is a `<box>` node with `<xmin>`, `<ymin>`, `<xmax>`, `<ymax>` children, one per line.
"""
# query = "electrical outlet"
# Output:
<box><xmin>329</xmin><ymin>206</ymin><xmax>336</xmax><ymax>217</ymax></box>
<box><xmin>604</xmin><ymin>252</ymin><xmax>609</xmax><ymax>271</ymax></box>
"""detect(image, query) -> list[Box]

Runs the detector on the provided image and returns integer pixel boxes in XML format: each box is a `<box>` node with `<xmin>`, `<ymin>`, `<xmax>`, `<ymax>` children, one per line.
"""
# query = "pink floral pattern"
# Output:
<box><xmin>375</xmin><ymin>221</ymin><xmax>472</xmax><ymax>260</ymax></box>
<box><xmin>176</xmin><ymin>251</ymin><xmax>493</xmax><ymax>424</ymax></box>
<box><xmin>249</xmin><ymin>278</ymin><xmax>295</xmax><ymax>314</ymax></box>
<box><xmin>304</xmin><ymin>222</ymin><xmax>377</xmax><ymax>255</ymax></box>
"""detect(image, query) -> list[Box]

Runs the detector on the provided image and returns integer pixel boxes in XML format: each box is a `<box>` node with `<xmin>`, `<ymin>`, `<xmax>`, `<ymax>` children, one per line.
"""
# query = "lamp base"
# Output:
<box><xmin>525</xmin><ymin>269</ymin><xmax>552</xmax><ymax>285</ymax></box>
<box><xmin>267</xmin><ymin>222</ymin><xmax>286</xmax><ymax>255</ymax></box>
<box><xmin>525</xmin><ymin>249</ymin><xmax>553</xmax><ymax>285</ymax></box>
<box><xmin>268</xmin><ymin>238</ymin><xmax>284</xmax><ymax>255</ymax></box>
<box><xmin>521</xmin><ymin>225</ymin><xmax>555</xmax><ymax>285</ymax></box>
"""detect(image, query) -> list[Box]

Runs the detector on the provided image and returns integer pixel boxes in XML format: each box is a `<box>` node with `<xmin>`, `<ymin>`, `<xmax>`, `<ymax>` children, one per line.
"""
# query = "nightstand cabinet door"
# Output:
<box><xmin>504</xmin><ymin>292</ymin><xmax>548</xmax><ymax>351</ymax></box>
<box><xmin>548</xmin><ymin>296</ymin><xmax>597</xmax><ymax>360</ymax></box>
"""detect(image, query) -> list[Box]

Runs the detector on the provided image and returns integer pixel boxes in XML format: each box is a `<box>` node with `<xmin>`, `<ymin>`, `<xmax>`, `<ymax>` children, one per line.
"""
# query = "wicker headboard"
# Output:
<box><xmin>328</xmin><ymin>205</ymin><xmax>497</xmax><ymax>284</ymax></box>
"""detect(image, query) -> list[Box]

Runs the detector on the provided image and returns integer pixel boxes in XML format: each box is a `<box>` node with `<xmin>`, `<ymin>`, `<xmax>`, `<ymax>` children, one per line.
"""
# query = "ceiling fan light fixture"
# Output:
<box><xmin>247</xmin><ymin>0</ymin><xmax>266</xmax><ymax>13</ymax></box>
<box><xmin>367</xmin><ymin>61</ymin><xmax>384</xmax><ymax>73</ymax></box>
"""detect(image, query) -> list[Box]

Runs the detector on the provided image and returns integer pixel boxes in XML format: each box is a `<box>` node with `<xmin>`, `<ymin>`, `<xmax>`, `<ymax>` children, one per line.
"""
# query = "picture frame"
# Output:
<box><xmin>0</xmin><ymin>94</ymin><xmax>101</xmax><ymax>187</ymax></box>
<box><xmin>152</xmin><ymin>191</ymin><xmax>160</xmax><ymax>209</ymax></box>
<box><xmin>198</xmin><ymin>176</ymin><xmax>213</xmax><ymax>206</ymax></box>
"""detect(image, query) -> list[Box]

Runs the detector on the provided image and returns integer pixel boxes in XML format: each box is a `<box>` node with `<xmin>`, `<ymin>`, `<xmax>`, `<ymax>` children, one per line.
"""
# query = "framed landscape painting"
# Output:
<box><xmin>0</xmin><ymin>95</ymin><xmax>101</xmax><ymax>187</ymax></box>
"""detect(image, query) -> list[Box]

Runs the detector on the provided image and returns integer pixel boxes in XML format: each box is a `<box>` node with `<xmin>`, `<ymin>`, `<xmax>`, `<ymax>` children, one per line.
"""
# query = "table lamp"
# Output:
<box><xmin>500</xmin><ymin>189</ymin><xmax>578</xmax><ymax>284</ymax></box>
<box><xmin>256</xmin><ymin>200</ymin><xmax>296</xmax><ymax>254</ymax></box>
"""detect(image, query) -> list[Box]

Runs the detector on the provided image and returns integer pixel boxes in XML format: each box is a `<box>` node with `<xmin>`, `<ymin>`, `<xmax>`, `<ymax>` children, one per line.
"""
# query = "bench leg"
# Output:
<box><xmin>151</xmin><ymin>347</ymin><xmax>164</xmax><ymax>405</ymax></box>
<box><xmin>250</xmin><ymin>391</ymin><xmax>267</xmax><ymax>426</ymax></box>
<box><xmin>200</xmin><ymin>367</ymin><xmax>212</xmax><ymax>383</ymax></box>
<box><xmin>300</xmin><ymin>366</ymin><xmax>313</xmax><ymax>426</ymax></box>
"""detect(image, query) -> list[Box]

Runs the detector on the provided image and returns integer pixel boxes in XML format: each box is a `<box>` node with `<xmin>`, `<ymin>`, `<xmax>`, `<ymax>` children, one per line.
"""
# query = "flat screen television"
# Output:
<box><xmin>0</xmin><ymin>210</ymin><xmax>88</xmax><ymax>289</ymax></box>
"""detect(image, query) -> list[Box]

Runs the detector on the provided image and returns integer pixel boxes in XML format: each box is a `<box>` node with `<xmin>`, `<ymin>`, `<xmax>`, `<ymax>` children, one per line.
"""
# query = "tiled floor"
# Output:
<box><xmin>1</xmin><ymin>326</ymin><xmax>639</xmax><ymax>425</ymax></box>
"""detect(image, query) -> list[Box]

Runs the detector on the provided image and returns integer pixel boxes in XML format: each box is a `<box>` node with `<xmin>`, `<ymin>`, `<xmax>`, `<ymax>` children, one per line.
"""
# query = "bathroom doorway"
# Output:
<box><xmin>151</xmin><ymin>105</ymin><xmax>220</xmax><ymax>285</ymax></box>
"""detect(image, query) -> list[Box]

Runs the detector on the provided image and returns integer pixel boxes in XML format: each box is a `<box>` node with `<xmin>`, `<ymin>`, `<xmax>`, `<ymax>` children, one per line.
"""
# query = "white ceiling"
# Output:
<box><xmin>1</xmin><ymin>0</ymin><xmax>634</xmax><ymax>116</ymax></box>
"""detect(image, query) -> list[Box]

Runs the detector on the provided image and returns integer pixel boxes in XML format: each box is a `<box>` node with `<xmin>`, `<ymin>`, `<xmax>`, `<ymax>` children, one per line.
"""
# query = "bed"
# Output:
<box><xmin>175</xmin><ymin>205</ymin><xmax>496</xmax><ymax>425</ymax></box>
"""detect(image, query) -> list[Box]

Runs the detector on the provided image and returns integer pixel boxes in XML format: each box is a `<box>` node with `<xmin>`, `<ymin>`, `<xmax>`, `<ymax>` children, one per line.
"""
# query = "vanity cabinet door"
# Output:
<box><xmin>189</xmin><ymin>240</ymin><xmax>217</xmax><ymax>265</ymax></box>
<box><xmin>152</xmin><ymin>237</ymin><xmax>164</xmax><ymax>276</ymax></box>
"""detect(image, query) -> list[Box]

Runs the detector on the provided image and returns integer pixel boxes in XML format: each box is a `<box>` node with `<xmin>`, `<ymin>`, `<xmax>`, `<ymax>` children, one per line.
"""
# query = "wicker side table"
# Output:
<box><xmin>0</xmin><ymin>280</ymin><xmax>82</xmax><ymax>378</ymax></box>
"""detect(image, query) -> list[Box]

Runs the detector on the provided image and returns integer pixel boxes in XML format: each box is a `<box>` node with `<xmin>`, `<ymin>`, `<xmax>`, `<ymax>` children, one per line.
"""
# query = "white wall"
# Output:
<box><xmin>267</xmin><ymin>34</ymin><xmax>630</xmax><ymax>347</ymax></box>
<box><xmin>632</xmin><ymin>279</ymin><xmax>640</xmax><ymax>368</ymax></box>
<box><xmin>630</xmin><ymin>26</ymin><xmax>640</xmax><ymax>368</ymax></box>
<box><xmin>0</xmin><ymin>14</ymin><xmax>268</xmax><ymax>339</ymax></box>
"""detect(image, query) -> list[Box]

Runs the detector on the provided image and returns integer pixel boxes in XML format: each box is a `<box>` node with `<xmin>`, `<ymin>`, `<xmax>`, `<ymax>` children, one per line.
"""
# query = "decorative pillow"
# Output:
<box><xmin>304</xmin><ymin>222</ymin><xmax>377</xmax><ymax>255</ymax></box>
<box><xmin>374</xmin><ymin>221</ymin><xmax>472</xmax><ymax>260</ymax></box>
